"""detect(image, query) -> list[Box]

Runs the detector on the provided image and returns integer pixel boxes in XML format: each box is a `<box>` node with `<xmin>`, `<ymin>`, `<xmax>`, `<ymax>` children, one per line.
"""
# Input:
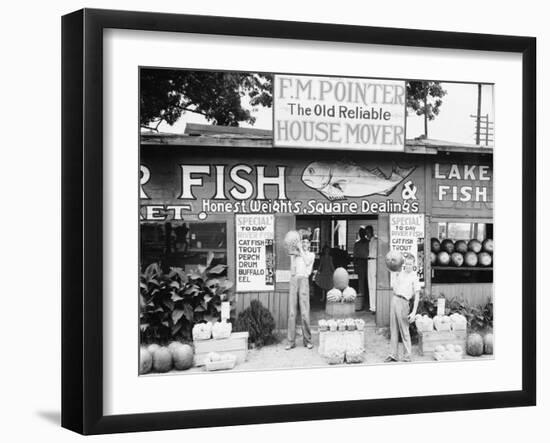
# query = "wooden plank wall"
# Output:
<box><xmin>235</xmin><ymin>291</ymin><xmax>290</xmax><ymax>330</ymax></box>
<box><xmin>431</xmin><ymin>283</ymin><xmax>493</xmax><ymax>306</ymax></box>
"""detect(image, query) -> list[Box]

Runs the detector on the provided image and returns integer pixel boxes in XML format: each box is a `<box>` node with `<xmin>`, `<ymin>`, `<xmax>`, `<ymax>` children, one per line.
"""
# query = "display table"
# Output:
<box><xmin>193</xmin><ymin>332</ymin><xmax>249</xmax><ymax>366</ymax></box>
<box><xmin>418</xmin><ymin>329</ymin><xmax>467</xmax><ymax>356</ymax></box>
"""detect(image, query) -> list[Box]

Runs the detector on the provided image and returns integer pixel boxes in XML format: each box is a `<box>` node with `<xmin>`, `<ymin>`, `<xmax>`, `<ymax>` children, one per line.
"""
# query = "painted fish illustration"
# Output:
<box><xmin>301</xmin><ymin>161</ymin><xmax>416</xmax><ymax>201</ymax></box>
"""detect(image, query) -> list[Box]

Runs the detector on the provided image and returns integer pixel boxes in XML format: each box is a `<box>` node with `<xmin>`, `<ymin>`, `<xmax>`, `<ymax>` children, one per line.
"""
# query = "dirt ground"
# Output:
<box><xmin>173</xmin><ymin>324</ymin><xmax>491</xmax><ymax>375</ymax></box>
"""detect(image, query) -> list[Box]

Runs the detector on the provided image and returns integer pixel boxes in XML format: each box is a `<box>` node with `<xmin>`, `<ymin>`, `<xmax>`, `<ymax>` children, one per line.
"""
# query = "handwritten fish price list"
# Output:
<box><xmin>389</xmin><ymin>213</ymin><xmax>425</xmax><ymax>282</ymax></box>
<box><xmin>274</xmin><ymin>74</ymin><xmax>406</xmax><ymax>151</ymax></box>
<box><xmin>235</xmin><ymin>214</ymin><xmax>275</xmax><ymax>292</ymax></box>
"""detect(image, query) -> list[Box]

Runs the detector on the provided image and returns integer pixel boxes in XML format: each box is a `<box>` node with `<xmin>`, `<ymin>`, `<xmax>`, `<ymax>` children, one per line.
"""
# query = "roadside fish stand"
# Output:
<box><xmin>139</xmin><ymin>74</ymin><xmax>493</xmax><ymax>335</ymax></box>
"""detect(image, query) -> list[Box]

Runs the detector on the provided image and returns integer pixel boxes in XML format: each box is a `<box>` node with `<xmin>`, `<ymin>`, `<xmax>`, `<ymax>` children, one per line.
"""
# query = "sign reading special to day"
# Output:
<box><xmin>273</xmin><ymin>75</ymin><xmax>406</xmax><ymax>151</ymax></box>
<box><xmin>235</xmin><ymin>214</ymin><xmax>275</xmax><ymax>292</ymax></box>
<box><xmin>389</xmin><ymin>213</ymin><xmax>425</xmax><ymax>283</ymax></box>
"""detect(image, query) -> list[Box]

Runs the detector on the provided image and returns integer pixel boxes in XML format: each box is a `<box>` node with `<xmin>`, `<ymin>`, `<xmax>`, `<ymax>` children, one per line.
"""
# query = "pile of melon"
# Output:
<box><xmin>430</xmin><ymin>238</ymin><xmax>493</xmax><ymax>268</ymax></box>
<box><xmin>466</xmin><ymin>332</ymin><xmax>494</xmax><ymax>357</ymax></box>
<box><xmin>139</xmin><ymin>342</ymin><xmax>194</xmax><ymax>374</ymax></box>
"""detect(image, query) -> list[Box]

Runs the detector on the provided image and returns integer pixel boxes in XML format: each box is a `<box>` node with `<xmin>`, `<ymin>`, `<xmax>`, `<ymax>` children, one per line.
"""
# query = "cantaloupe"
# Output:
<box><xmin>284</xmin><ymin>230</ymin><xmax>301</xmax><ymax>254</ymax></box>
<box><xmin>484</xmin><ymin>333</ymin><xmax>494</xmax><ymax>355</ymax></box>
<box><xmin>152</xmin><ymin>346</ymin><xmax>173</xmax><ymax>373</ymax></box>
<box><xmin>466</xmin><ymin>333</ymin><xmax>484</xmax><ymax>356</ymax></box>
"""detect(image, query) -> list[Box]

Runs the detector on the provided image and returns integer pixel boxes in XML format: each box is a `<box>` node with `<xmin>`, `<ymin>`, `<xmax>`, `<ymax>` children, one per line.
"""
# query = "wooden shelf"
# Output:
<box><xmin>432</xmin><ymin>266</ymin><xmax>493</xmax><ymax>271</ymax></box>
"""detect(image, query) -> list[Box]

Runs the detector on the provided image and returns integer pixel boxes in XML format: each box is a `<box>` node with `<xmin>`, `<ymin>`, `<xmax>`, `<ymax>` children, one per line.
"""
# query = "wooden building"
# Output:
<box><xmin>140</xmin><ymin>124</ymin><xmax>493</xmax><ymax>328</ymax></box>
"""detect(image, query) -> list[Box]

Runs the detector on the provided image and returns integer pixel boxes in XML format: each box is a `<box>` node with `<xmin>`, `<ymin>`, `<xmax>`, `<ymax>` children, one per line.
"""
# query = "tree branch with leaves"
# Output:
<box><xmin>140</xmin><ymin>69</ymin><xmax>273</xmax><ymax>130</ymax></box>
<box><xmin>406</xmin><ymin>81</ymin><xmax>447</xmax><ymax>138</ymax></box>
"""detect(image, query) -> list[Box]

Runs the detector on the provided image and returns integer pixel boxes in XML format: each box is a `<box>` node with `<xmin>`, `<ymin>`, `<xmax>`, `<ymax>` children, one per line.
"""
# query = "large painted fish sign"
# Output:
<box><xmin>301</xmin><ymin>161</ymin><xmax>416</xmax><ymax>201</ymax></box>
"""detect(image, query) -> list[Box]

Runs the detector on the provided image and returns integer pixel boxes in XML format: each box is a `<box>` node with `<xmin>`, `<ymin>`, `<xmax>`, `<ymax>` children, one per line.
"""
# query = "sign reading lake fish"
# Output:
<box><xmin>274</xmin><ymin>75</ymin><xmax>406</xmax><ymax>151</ymax></box>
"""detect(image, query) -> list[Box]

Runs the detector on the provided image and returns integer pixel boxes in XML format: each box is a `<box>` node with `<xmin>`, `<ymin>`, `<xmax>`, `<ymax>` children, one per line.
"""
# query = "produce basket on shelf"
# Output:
<box><xmin>433</xmin><ymin>344</ymin><xmax>463</xmax><ymax>361</ymax></box>
<box><xmin>212</xmin><ymin>321</ymin><xmax>232</xmax><ymax>339</ymax></box>
<box><xmin>324</xmin><ymin>349</ymin><xmax>345</xmax><ymax>365</ymax></box>
<box><xmin>192</xmin><ymin>322</ymin><xmax>213</xmax><ymax>340</ymax></box>
<box><xmin>204</xmin><ymin>352</ymin><xmax>237</xmax><ymax>371</ymax></box>
<box><xmin>345</xmin><ymin>347</ymin><xmax>365</xmax><ymax>364</ymax></box>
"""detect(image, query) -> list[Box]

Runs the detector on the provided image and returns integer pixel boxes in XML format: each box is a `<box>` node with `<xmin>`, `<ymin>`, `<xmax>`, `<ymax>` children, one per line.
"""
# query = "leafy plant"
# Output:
<box><xmin>139</xmin><ymin>252</ymin><xmax>234</xmax><ymax>344</ymax></box>
<box><xmin>235</xmin><ymin>300</ymin><xmax>277</xmax><ymax>347</ymax></box>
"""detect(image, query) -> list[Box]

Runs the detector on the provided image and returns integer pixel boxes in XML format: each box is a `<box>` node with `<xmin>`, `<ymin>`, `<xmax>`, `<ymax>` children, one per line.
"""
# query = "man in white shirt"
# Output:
<box><xmin>286</xmin><ymin>238</ymin><xmax>315</xmax><ymax>350</ymax></box>
<box><xmin>385</xmin><ymin>254</ymin><xmax>421</xmax><ymax>362</ymax></box>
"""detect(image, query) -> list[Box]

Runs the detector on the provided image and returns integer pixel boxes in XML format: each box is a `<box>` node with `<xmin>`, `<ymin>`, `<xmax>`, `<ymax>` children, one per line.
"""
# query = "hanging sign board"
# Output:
<box><xmin>389</xmin><ymin>213</ymin><xmax>425</xmax><ymax>283</ymax></box>
<box><xmin>235</xmin><ymin>214</ymin><xmax>275</xmax><ymax>292</ymax></box>
<box><xmin>274</xmin><ymin>74</ymin><xmax>406</xmax><ymax>151</ymax></box>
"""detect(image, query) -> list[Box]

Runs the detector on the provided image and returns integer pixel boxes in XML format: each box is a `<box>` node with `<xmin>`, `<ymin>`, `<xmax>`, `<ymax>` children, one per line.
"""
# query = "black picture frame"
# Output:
<box><xmin>62</xmin><ymin>8</ymin><xmax>536</xmax><ymax>435</ymax></box>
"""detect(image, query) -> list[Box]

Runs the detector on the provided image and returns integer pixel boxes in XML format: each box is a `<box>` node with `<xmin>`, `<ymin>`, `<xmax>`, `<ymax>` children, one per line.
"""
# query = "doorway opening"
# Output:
<box><xmin>295</xmin><ymin>215</ymin><xmax>378</xmax><ymax>326</ymax></box>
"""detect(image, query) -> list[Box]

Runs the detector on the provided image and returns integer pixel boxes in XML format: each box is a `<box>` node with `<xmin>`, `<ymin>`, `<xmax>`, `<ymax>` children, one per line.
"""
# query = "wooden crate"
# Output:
<box><xmin>325</xmin><ymin>302</ymin><xmax>355</xmax><ymax>318</ymax></box>
<box><xmin>318</xmin><ymin>330</ymin><xmax>365</xmax><ymax>355</ymax></box>
<box><xmin>418</xmin><ymin>330</ymin><xmax>467</xmax><ymax>356</ymax></box>
<box><xmin>194</xmin><ymin>332</ymin><xmax>248</xmax><ymax>366</ymax></box>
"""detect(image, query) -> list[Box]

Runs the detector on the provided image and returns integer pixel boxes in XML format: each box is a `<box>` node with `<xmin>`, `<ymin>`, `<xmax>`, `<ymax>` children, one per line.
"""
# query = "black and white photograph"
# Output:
<box><xmin>138</xmin><ymin>68</ymin><xmax>494</xmax><ymax>374</ymax></box>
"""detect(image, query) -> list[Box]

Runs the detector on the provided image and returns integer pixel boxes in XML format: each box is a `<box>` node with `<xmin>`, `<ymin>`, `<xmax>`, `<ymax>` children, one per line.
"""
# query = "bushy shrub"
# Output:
<box><xmin>235</xmin><ymin>300</ymin><xmax>277</xmax><ymax>347</ymax></box>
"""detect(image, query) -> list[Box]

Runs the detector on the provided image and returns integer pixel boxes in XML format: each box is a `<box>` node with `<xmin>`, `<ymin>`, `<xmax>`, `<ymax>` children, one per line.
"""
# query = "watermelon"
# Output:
<box><xmin>482</xmin><ymin>238</ymin><xmax>494</xmax><ymax>254</ymax></box>
<box><xmin>468</xmin><ymin>239</ymin><xmax>482</xmax><ymax>253</ymax></box>
<box><xmin>147</xmin><ymin>343</ymin><xmax>160</xmax><ymax>354</ymax></box>
<box><xmin>171</xmin><ymin>344</ymin><xmax>194</xmax><ymax>370</ymax></box>
<box><xmin>464</xmin><ymin>251</ymin><xmax>478</xmax><ymax>267</ymax></box>
<box><xmin>441</xmin><ymin>239</ymin><xmax>455</xmax><ymax>254</ymax></box>
<box><xmin>431</xmin><ymin>238</ymin><xmax>441</xmax><ymax>253</ymax></box>
<box><xmin>478</xmin><ymin>252</ymin><xmax>492</xmax><ymax>267</ymax></box>
<box><xmin>152</xmin><ymin>347</ymin><xmax>173</xmax><ymax>373</ymax></box>
<box><xmin>450</xmin><ymin>252</ymin><xmax>464</xmax><ymax>267</ymax></box>
<box><xmin>139</xmin><ymin>347</ymin><xmax>153</xmax><ymax>374</ymax></box>
<box><xmin>454</xmin><ymin>240</ymin><xmax>468</xmax><ymax>254</ymax></box>
<box><xmin>430</xmin><ymin>252</ymin><xmax>437</xmax><ymax>265</ymax></box>
<box><xmin>333</xmin><ymin>267</ymin><xmax>350</xmax><ymax>290</ymax></box>
<box><xmin>385</xmin><ymin>250</ymin><xmax>404</xmax><ymax>272</ymax></box>
<box><xmin>466</xmin><ymin>333</ymin><xmax>484</xmax><ymax>356</ymax></box>
<box><xmin>484</xmin><ymin>333</ymin><xmax>494</xmax><ymax>354</ymax></box>
<box><xmin>437</xmin><ymin>251</ymin><xmax>450</xmax><ymax>266</ymax></box>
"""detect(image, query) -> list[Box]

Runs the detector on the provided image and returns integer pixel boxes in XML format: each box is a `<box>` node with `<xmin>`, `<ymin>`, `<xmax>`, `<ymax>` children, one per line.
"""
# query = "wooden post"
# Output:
<box><xmin>475</xmin><ymin>84</ymin><xmax>482</xmax><ymax>145</ymax></box>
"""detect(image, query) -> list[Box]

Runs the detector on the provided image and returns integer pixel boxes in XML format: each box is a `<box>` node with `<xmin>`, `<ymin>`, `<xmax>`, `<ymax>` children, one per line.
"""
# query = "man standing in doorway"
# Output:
<box><xmin>366</xmin><ymin>225</ymin><xmax>377</xmax><ymax>313</ymax></box>
<box><xmin>286</xmin><ymin>238</ymin><xmax>315</xmax><ymax>350</ymax></box>
<box><xmin>353</xmin><ymin>227</ymin><xmax>370</xmax><ymax>311</ymax></box>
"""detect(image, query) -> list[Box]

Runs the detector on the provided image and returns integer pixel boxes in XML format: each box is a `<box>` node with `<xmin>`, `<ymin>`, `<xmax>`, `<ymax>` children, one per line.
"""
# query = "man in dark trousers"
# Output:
<box><xmin>353</xmin><ymin>227</ymin><xmax>370</xmax><ymax>310</ymax></box>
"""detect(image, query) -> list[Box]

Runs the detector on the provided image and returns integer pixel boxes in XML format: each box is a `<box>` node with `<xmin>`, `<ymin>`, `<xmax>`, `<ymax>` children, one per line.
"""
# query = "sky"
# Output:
<box><xmin>150</xmin><ymin>81</ymin><xmax>494</xmax><ymax>147</ymax></box>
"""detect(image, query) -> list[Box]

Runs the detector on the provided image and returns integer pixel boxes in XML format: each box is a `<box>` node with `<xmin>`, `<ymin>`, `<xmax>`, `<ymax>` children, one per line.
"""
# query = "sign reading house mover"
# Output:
<box><xmin>235</xmin><ymin>214</ymin><xmax>275</xmax><ymax>292</ymax></box>
<box><xmin>274</xmin><ymin>75</ymin><xmax>406</xmax><ymax>151</ymax></box>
